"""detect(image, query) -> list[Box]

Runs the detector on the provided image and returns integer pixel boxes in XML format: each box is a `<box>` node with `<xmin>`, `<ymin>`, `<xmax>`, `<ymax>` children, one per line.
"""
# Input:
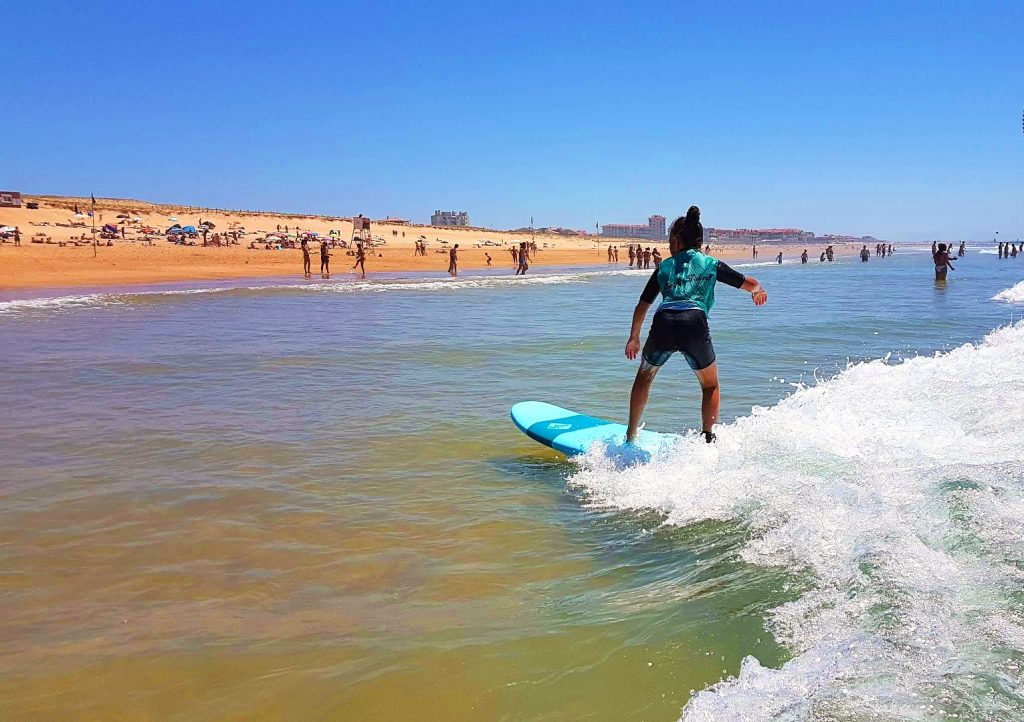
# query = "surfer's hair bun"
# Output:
<box><xmin>670</xmin><ymin>206</ymin><xmax>704</xmax><ymax>249</ymax></box>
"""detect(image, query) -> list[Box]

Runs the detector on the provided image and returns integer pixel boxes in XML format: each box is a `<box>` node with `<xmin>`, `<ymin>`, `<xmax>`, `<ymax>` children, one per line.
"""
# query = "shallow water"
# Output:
<box><xmin>2</xmin><ymin>249</ymin><xmax>1023</xmax><ymax>721</ymax></box>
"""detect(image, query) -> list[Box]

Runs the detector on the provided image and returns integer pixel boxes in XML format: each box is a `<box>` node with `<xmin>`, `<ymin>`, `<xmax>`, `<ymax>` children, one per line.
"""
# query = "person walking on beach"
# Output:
<box><xmin>628</xmin><ymin>245</ymin><xmax>636</xmax><ymax>268</ymax></box>
<box><xmin>352</xmin><ymin>242</ymin><xmax>367</xmax><ymax>278</ymax></box>
<box><xmin>320</xmin><ymin>239</ymin><xmax>331</xmax><ymax>278</ymax></box>
<box><xmin>448</xmin><ymin>244</ymin><xmax>459</xmax><ymax>276</ymax></box>
<box><xmin>624</xmin><ymin>206</ymin><xmax>767</xmax><ymax>445</ymax></box>
<box><xmin>485</xmin><ymin>252</ymin><xmax>492</xmax><ymax>267</ymax></box>
<box><xmin>860</xmin><ymin>245</ymin><xmax>870</xmax><ymax>262</ymax></box>
<box><xmin>608</xmin><ymin>245</ymin><xmax>614</xmax><ymax>263</ymax></box>
<box><xmin>933</xmin><ymin>243</ymin><xmax>955</xmax><ymax>280</ymax></box>
<box><xmin>801</xmin><ymin>249</ymin><xmax>808</xmax><ymax>264</ymax></box>
<box><xmin>752</xmin><ymin>245</ymin><xmax>757</xmax><ymax>259</ymax></box>
<box><xmin>516</xmin><ymin>242</ymin><xmax>529</xmax><ymax>275</ymax></box>
<box><xmin>301</xmin><ymin>236</ymin><xmax>312</xmax><ymax>277</ymax></box>
<box><xmin>14</xmin><ymin>227</ymin><xmax>21</xmax><ymax>246</ymax></box>
<box><xmin>613</xmin><ymin>246</ymin><xmax>619</xmax><ymax>262</ymax></box>
<box><xmin>510</xmin><ymin>245</ymin><xmax>519</xmax><ymax>266</ymax></box>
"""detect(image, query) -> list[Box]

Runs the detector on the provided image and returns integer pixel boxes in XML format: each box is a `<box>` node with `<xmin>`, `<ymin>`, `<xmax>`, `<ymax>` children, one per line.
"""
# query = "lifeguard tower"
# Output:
<box><xmin>351</xmin><ymin>214</ymin><xmax>371</xmax><ymax>246</ymax></box>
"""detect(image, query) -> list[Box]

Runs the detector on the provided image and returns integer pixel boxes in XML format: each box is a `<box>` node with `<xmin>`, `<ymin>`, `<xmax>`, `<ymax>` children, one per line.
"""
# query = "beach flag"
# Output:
<box><xmin>91</xmin><ymin>193</ymin><xmax>96</xmax><ymax>207</ymax></box>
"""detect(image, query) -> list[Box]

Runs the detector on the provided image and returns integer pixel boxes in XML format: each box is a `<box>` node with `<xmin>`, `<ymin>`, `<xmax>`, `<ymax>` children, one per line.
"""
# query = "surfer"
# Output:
<box><xmin>624</xmin><ymin>206</ymin><xmax>767</xmax><ymax>444</ymax></box>
<box><xmin>933</xmin><ymin>243</ymin><xmax>955</xmax><ymax>280</ymax></box>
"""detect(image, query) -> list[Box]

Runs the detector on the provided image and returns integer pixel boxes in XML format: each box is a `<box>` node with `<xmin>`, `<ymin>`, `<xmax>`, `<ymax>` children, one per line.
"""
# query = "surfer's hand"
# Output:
<box><xmin>752</xmin><ymin>287</ymin><xmax>768</xmax><ymax>306</ymax></box>
<box><xmin>625</xmin><ymin>337</ymin><xmax>641</xmax><ymax>360</ymax></box>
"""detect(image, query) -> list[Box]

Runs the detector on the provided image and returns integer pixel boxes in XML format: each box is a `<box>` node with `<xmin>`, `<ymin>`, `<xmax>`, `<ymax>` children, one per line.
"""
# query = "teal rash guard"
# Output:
<box><xmin>640</xmin><ymin>249</ymin><xmax>746</xmax><ymax>313</ymax></box>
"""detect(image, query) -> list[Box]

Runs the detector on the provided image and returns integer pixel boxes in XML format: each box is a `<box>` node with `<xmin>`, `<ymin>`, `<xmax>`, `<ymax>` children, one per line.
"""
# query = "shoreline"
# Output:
<box><xmin>0</xmin><ymin>242</ymin><xmax>861</xmax><ymax>294</ymax></box>
<box><xmin>0</xmin><ymin>195</ymin><xmax>878</xmax><ymax>293</ymax></box>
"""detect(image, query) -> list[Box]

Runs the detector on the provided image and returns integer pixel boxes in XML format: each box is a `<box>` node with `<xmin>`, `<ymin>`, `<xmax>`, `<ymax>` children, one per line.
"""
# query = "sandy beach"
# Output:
<box><xmin>0</xmin><ymin>196</ymin><xmax>837</xmax><ymax>290</ymax></box>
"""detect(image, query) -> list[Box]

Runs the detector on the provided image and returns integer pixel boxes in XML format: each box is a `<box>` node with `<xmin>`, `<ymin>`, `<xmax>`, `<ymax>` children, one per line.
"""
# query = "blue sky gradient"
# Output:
<box><xmin>4</xmin><ymin>1</ymin><xmax>1023</xmax><ymax>240</ymax></box>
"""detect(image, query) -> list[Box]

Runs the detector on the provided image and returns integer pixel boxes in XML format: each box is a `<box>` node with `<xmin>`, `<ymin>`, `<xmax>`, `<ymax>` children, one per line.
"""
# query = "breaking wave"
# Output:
<box><xmin>993</xmin><ymin>280</ymin><xmax>1024</xmax><ymax>304</ymax></box>
<box><xmin>569</xmin><ymin>317</ymin><xmax>1024</xmax><ymax>720</ymax></box>
<box><xmin>0</xmin><ymin>268</ymin><xmax>655</xmax><ymax>316</ymax></box>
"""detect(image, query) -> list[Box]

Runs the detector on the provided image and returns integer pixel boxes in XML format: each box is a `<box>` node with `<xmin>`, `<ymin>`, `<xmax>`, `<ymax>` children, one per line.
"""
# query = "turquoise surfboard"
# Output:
<box><xmin>510</xmin><ymin>401</ymin><xmax>677</xmax><ymax>458</ymax></box>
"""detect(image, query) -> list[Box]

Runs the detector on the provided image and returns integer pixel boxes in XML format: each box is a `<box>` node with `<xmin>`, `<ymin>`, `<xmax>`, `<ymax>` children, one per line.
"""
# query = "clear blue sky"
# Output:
<box><xmin>5</xmin><ymin>1</ymin><xmax>1023</xmax><ymax>240</ymax></box>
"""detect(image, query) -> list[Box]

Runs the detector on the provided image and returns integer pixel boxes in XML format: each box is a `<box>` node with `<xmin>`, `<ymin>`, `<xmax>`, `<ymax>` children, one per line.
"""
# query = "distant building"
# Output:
<box><xmin>0</xmin><ymin>191</ymin><xmax>22</xmax><ymax>208</ymax></box>
<box><xmin>601</xmin><ymin>214</ymin><xmax>666</xmax><ymax>240</ymax></box>
<box><xmin>648</xmin><ymin>215</ymin><xmax>666</xmax><ymax>240</ymax></box>
<box><xmin>709</xmin><ymin>227</ymin><xmax>816</xmax><ymax>244</ymax></box>
<box><xmin>431</xmin><ymin>210</ymin><xmax>470</xmax><ymax>227</ymax></box>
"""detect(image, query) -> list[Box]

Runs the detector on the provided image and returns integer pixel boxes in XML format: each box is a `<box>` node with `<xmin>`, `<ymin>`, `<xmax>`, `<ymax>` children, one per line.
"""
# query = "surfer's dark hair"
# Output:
<box><xmin>670</xmin><ymin>206</ymin><xmax>703</xmax><ymax>250</ymax></box>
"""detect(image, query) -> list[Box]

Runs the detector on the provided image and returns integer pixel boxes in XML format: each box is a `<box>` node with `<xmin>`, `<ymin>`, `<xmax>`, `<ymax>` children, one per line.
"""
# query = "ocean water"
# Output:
<box><xmin>1</xmin><ymin>248</ymin><xmax>1023</xmax><ymax>721</ymax></box>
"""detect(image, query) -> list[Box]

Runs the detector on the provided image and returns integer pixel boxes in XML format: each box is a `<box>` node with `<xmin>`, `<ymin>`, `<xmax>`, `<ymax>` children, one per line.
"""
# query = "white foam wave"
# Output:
<box><xmin>0</xmin><ymin>268</ymin><xmax>648</xmax><ymax>315</ymax></box>
<box><xmin>993</xmin><ymin>280</ymin><xmax>1024</xmax><ymax>303</ymax></box>
<box><xmin>569</xmin><ymin>322</ymin><xmax>1024</xmax><ymax>720</ymax></box>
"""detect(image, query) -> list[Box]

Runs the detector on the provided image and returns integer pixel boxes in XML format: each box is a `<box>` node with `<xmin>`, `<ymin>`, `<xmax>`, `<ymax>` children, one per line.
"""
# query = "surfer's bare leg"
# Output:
<box><xmin>626</xmin><ymin>365</ymin><xmax>658</xmax><ymax>442</ymax></box>
<box><xmin>694</xmin><ymin>363</ymin><xmax>720</xmax><ymax>435</ymax></box>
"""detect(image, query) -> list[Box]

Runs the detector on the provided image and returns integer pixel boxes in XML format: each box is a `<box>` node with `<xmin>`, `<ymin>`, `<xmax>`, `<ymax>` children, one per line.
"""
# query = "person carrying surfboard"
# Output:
<box><xmin>624</xmin><ymin>206</ymin><xmax>767</xmax><ymax>444</ymax></box>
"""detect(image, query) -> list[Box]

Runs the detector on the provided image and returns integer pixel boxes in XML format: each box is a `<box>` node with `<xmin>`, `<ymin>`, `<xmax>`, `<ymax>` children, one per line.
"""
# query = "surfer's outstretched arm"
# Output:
<box><xmin>740</xmin><ymin>276</ymin><xmax>768</xmax><ymax>305</ymax></box>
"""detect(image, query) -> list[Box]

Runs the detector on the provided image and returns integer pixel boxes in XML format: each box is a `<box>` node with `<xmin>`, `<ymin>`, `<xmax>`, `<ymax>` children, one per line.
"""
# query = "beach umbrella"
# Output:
<box><xmin>0</xmin><ymin>226</ymin><xmax>15</xmax><ymax>232</ymax></box>
<box><xmin>116</xmin><ymin>214</ymin><xmax>129</xmax><ymax>219</ymax></box>
<box><xmin>201</xmin><ymin>221</ymin><xmax>216</xmax><ymax>229</ymax></box>
<box><xmin>182</xmin><ymin>225</ymin><xmax>197</xmax><ymax>233</ymax></box>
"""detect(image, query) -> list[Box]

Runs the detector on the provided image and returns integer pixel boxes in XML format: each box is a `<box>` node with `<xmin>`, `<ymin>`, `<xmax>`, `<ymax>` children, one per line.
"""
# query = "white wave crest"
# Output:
<box><xmin>993</xmin><ymin>280</ymin><xmax>1024</xmax><ymax>303</ymax></box>
<box><xmin>568</xmin><ymin>322</ymin><xmax>1024</xmax><ymax>720</ymax></box>
<box><xmin>0</xmin><ymin>268</ymin><xmax>648</xmax><ymax>315</ymax></box>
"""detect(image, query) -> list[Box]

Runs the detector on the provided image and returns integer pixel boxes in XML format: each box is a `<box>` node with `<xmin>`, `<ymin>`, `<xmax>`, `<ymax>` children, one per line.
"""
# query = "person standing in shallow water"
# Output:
<box><xmin>624</xmin><ymin>206</ymin><xmax>768</xmax><ymax>444</ymax></box>
<box><xmin>448</xmin><ymin>244</ymin><xmax>459</xmax><ymax>276</ymax></box>
<box><xmin>301</xmin><ymin>237</ymin><xmax>311</xmax><ymax>277</ymax></box>
<box><xmin>801</xmin><ymin>249</ymin><xmax>808</xmax><ymax>264</ymax></box>
<box><xmin>776</xmin><ymin>252</ymin><xmax>783</xmax><ymax>264</ymax></box>
<box><xmin>516</xmin><ymin>242</ymin><xmax>530</xmax><ymax>275</ymax></box>
<box><xmin>320</xmin><ymin>239</ymin><xmax>331</xmax><ymax>278</ymax></box>
<box><xmin>933</xmin><ymin>242</ymin><xmax>955</xmax><ymax>280</ymax></box>
<box><xmin>628</xmin><ymin>245</ymin><xmax>636</xmax><ymax>268</ymax></box>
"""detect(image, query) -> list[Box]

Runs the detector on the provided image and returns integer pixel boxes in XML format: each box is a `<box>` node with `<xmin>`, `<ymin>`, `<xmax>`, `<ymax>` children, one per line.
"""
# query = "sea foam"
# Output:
<box><xmin>992</xmin><ymin>280</ymin><xmax>1024</xmax><ymax>304</ymax></box>
<box><xmin>569</xmin><ymin>317</ymin><xmax>1024</xmax><ymax>720</ymax></box>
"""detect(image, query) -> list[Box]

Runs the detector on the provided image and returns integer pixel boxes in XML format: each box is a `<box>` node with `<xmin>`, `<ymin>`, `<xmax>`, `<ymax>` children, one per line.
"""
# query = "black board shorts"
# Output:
<box><xmin>641</xmin><ymin>308</ymin><xmax>715</xmax><ymax>371</ymax></box>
